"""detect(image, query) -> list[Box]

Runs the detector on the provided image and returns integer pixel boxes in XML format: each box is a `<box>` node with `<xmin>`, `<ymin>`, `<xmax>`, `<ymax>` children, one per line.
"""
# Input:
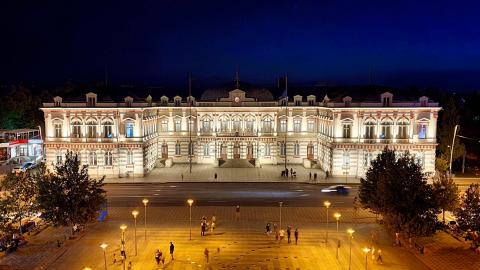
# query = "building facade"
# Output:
<box><xmin>41</xmin><ymin>88</ymin><xmax>440</xmax><ymax>178</ymax></box>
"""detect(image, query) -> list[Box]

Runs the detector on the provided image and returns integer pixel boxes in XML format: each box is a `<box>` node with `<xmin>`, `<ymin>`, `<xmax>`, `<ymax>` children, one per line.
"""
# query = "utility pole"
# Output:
<box><xmin>449</xmin><ymin>125</ymin><xmax>459</xmax><ymax>175</ymax></box>
<box><xmin>188</xmin><ymin>73</ymin><xmax>193</xmax><ymax>174</ymax></box>
<box><xmin>284</xmin><ymin>75</ymin><xmax>288</xmax><ymax>171</ymax></box>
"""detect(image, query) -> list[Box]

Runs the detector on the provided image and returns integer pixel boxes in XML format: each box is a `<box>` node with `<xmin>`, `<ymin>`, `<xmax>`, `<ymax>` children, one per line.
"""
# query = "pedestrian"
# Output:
<box><xmin>201</xmin><ymin>220</ymin><xmax>206</xmax><ymax>236</ymax></box>
<box><xmin>212</xmin><ymin>214</ymin><xmax>216</xmax><ymax>224</ymax></box>
<box><xmin>214</xmin><ymin>172</ymin><xmax>217</xmax><ymax>180</ymax></box>
<box><xmin>127</xmin><ymin>261</ymin><xmax>132</xmax><ymax>270</ymax></box>
<box><xmin>371</xmin><ymin>247</ymin><xmax>376</xmax><ymax>261</ymax></box>
<box><xmin>279</xmin><ymin>229</ymin><xmax>285</xmax><ymax>241</ymax></box>
<box><xmin>113</xmin><ymin>253</ymin><xmax>117</xmax><ymax>264</ymax></box>
<box><xmin>286</xmin><ymin>169</ymin><xmax>289</xmax><ymax>178</ymax></box>
<box><xmin>287</xmin><ymin>226</ymin><xmax>291</xmax><ymax>244</ymax></box>
<box><xmin>155</xmin><ymin>249</ymin><xmax>161</xmax><ymax>266</ymax></box>
<box><xmin>309</xmin><ymin>172</ymin><xmax>312</xmax><ymax>181</ymax></box>
<box><xmin>204</xmin><ymin>248</ymin><xmax>210</xmax><ymax>263</ymax></box>
<box><xmin>210</xmin><ymin>221</ymin><xmax>215</xmax><ymax>232</ymax></box>
<box><xmin>181</xmin><ymin>173</ymin><xmax>184</xmax><ymax>181</ymax></box>
<box><xmin>290</xmin><ymin>168</ymin><xmax>293</xmax><ymax>178</ymax></box>
<box><xmin>121</xmin><ymin>245</ymin><xmax>127</xmax><ymax>259</ymax></box>
<box><xmin>376</xmin><ymin>249</ymin><xmax>383</xmax><ymax>264</ymax></box>
<box><xmin>170</xmin><ymin>242</ymin><xmax>175</xmax><ymax>260</ymax></box>
<box><xmin>235</xmin><ymin>205</ymin><xmax>240</xmax><ymax>221</ymax></box>
<box><xmin>294</xmin><ymin>228</ymin><xmax>299</xmax><ymax>245</ymax></box>
<box><xmin>266</xmin><ymin>223</ymin><xmax>271</xmax><ymax>234</ymax></box>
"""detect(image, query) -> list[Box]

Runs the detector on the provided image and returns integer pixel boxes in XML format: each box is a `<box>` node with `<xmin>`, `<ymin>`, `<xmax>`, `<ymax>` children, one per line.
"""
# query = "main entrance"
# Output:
<box><xmin>233</xmin><ymin>142</ymin><xmax>240</xmax><ymax>159</ymax></box>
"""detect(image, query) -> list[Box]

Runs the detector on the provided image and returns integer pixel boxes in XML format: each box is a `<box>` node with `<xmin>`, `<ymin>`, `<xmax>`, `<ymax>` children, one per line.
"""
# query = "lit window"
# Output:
<box><xmin>104</xmin><ymin>151</ymin><xmax>113</xmax><ymax>166</ymax></box>
<box><xmin>418</xmin><ymin>123</ymin><xmax>427</xmax><ymax>139</ymax></box>
<box><xmin>307</xmin><ymin>120</ymin><xmax>315</xmax><ymax>133</ymax></box>
<box><xmin>89</xmin><ymin>151</ymin><xmax>97</xmax><ymax>166</ymax></box>
<box><xmin>293</xmin><ymin>119</ymin><xmax>301</xmax><ymax>133</ymax></box>
<box><xmin>54</xmin><ymin>123</ymin><xmax>62</xmax><ymax>138</ymax></box>
<box><xmin>127</xmin><ymin>150</ymin><xmax>134</xmax><ymax>165</ymax></box>
<box><xmin>263</xmin><ymin>118</ymin><xmax>273</xmax><ymax>132</ymax></box>
<box><xmin>125</xmin><ymin>123</ymin><xmax>134</xmax><ymax>138</ymax></box>
<box><xmin>203</xmin><ymin>144</ymin><xmax>209</xmax><ymax>156</ymax></box>
<box><xmin>175</xmin><ymin>142</ymin><xmax>181</xmax><ymax>155</ymax></box>
<box><xmin>175</xmin><ymin>119</ymin><xmax>182</xmax><ymax>132</ymax></box>
<box><xmin>280</xmin><ymin>119</ymin><xmax>287</xmax><ymax>132</ymax></box>
<box><xmin>294</xmin><ymin>143</ymin><xmax>300</xmax><ymax>156</ymax></box>
<box><xmin>161</xmin><ymin>120</ymin><xmax>168</xmax><ymax>132</ymax></box>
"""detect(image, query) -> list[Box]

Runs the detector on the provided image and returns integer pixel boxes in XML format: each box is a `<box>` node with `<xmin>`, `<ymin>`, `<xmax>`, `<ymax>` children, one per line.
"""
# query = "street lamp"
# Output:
<box><xmin>119</xmin><ymin>225</ymin><xmax>127</xmax><ymax>270</ymax></box>
<box><xmin>142</xmin><ymin>198</ymin><xmax>149</xmax><ymax>240</ymax></box>
<box><xmin>131</xmin><ymin>210</ymin><xmax>139</xmax><ymax>256</ymax></box>
<box><xmin>324</xmin><ymin>201</ymin><xmax>331</xmax><ymax>243</ymax></box>
<box><xmin>187</xmin><ymin>199</ymin><xmax>194</xmax><ymax>240</ymax></box>
<box><xmin>100</xmin><ymin>243</ymin><xmax>108</xmax><ymax>270</ymax></box>
<box><xmin>279</xmin><ymin>201</ymin><xmax>283</xmax><ymax>229</ymax></box>
<box><xmin>449</xmin><ymin>124</ymin><xmax>459</xmax><ymax>175</ymax></box>
<box><xmin>334</xmin><ymin>212</ymin><xmax>341</xmax><ymax>260</ymax></box>
<box><xmin>347</xmin><ymin>229</ymin><xmax>355</xmax><ymax>270</ymax></box>
<box><xmin>363</xmin><ymin>247</ymin><xmax>371</xmax><ymax>270</ymax></box>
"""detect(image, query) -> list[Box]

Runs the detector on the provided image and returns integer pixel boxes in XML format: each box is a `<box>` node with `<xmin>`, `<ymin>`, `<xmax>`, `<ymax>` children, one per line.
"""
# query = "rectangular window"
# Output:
<box><xmin>203</xmin><ymin>144</ymin><xmax>209</xmax><ymax>156</ymax></box>
<box><xmin>55</xmin><ymin>124</ymin><xmax>62</xmax><ymax>138</ymax></box>
<box><xmin>56</xmin><ymin>153</ymin><xmax>63</xmax><ymax>164</ymax></box>
<box><xmin>175</xmin><ymin>119</ymin><xmax>182</xmax><ymax>132</ymax></box>
<box><xmin>89</xmin><ymin>152</ymin><xmax>97</xmax><ymax>166</ymax></box>
<box><xmin>343</xmin><ymin>152</ymin><xmax>350</xmax><ymax>166</ymax></box>
<box><xmin>245</xmin><ymin>120</ymin><xmax>254</xmax><ymax>132</ymax></box>
<box><xmin>161</xmin><ymin>120</ymin><xmax>168</xmax><ymax>132</ymax></box>
<box><xmin>280</xmin><ymin>143</ymin><xmax>286</xmax><ymax>156</ymax></box>
<box><xmin>127</xmin><ymin>150</ymin><xmax>134</xmax><ymax>165</ymax></box>
<box><xmin>418</xmin><ymin>124</ymin><xmax>427</xmax><ymax>139</ymax></box>
<box><xmin>125</xmin><ymin>123</ymin><xmax>134</xmax><ymax>138</ymax></box>
<box><xmin>280</xmin><ymin>119</ymin><xmax>287</xmax><ymax>132</ymax></box>
<box><xmin>175</xmin><ymin>143</ymin><xmax>181</xmax><ymax>155</ymax></box>
<box><xmin>365</xmin><ymin>125</ymin><xmax>375</xmax><ymax>139</ymax></box>
<box><xmin>265</xmin><ymin>144</ymin><xmax>271</xmax><ymax>156</ymax></box>
<box><xmin>398</xmin><ymin>125</ymin><xmax>408</xmax><ymax>139</ymax></box>
<box><xmin>307</xmin><ymin>120</ymin><xmax>315</xmax><ymax>133</ymax></box>
<box><xmin>343</xmin><ymin>124</ymin><xmax>351</xmax><ymax>138</ymax></box>
<box><xmin>104</xmin><ymin>152</ymin><xmax>113</xmax><ymax>166</ymax></box>
<box><xmin>294</xmin><ymin>143</ymin><xmax>300</xmax><ymax>156</ymax></box>
<box><xmin>293</xmin><ymin>119</ymin><xmax>301</xmax><ymax>133</ymax></box>
<box><xmin>104</xmin><ymin>125</ymin><xmax>112</xmax><ymax>138</ymax></box>
<box><xmin>87</xmin><ymin>125</ymin><xmax>96</xmax><ymax>138</ymax></box>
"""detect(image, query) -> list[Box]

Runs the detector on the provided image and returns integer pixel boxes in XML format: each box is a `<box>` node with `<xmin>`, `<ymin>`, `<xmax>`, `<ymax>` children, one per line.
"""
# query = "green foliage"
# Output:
<box><xmin>437</xmin><ymin>97</ymin><xmax>465</xmax><ymax>166</ymax></box>
<box><xmin>0</xmin><ymin>85</ymin><xmax>43</xmax><ymax>129</ymax></box>
<box><xmin>435</xmin><ymin>156</ymin><xmax>449</xmax><ymax>173</ymax></box>
<box><xmin>36</xmin><ymin>151</ymin><xmax>106</xmax><ymax>227</ymax></box>
<box><xmin>359</xmin><ymin>148</ymin><xmax>439</xmax><ymax>236</ymax></box>
<box><xmin>0</xmin><ymin>170</ymin><xmax>38</xmax><ymax>233</ymax></box>
<box><xmin>432</xmin><ymin>172</ymin><xmax>460</xmax><ymax>223</ymax></box>
<box><xmin>456</xmin><ymin>184</ymin><xmax>480</xmax><ymax>232</ymax></box>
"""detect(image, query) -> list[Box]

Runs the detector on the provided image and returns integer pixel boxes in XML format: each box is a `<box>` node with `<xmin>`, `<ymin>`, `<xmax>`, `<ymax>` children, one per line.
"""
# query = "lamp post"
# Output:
<box><xmin>187</xmin><ymin>199</ymin><xmax>194</xmax><ymax>240</ymax></box>
<box><xmin>347</xmin><ymin>229</ymin><xmax>355</xmax><ymax>270</ymax></box>
<box><xmin>119</xmin><ymin>225</ymin><xmax>127</xmax><ymax>270</ymax></box>
<box><xmin>324</xmin><ymin>201</ymin><xmax>331</xmax><ymax>243</ymax></box>
<box><xmin>334</xmin><ymin>212</ymin><xmax>341</xmax><ymax>259</ymax></box>
<box><xmin>363</xmin><ymin>247</ymin><xmax>371</xmax><ymax>270</ymax></box>
<box><xmin>100</xmin><ymin>243</ymin><xmax>108</xmax><ymax>270</ymax></box>
<box><xmin>131</xmin><ymin>210</ymin><xmax>139</xmax><ymax>256</ymax></box>
<box><xmin>142</xmin><ymin>198</ymin><xmax>149</xmax><ymax>240</ymax></box>
<box><xmin>449</xmin><ymin>124</ymin><xmax>459</xmax><ymax>175</ymax></box>
<box><xmin>279</xmin><ymin>201</ymin><xmax>283</xmax><ymax>229</ymax></box>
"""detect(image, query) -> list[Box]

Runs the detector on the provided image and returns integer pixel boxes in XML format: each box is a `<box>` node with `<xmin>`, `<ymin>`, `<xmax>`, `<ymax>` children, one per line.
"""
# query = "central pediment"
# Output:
<box><xmin>219</xmin><ymin>89</ymin><xmax>255</xmax><ymax>103</ymax></box>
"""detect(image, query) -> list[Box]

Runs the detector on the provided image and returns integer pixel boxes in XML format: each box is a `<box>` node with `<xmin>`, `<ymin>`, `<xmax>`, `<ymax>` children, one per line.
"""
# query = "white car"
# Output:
<box><xmin>321</xmin><ymin>185</ymin><xmax>351</xmax><ymax>194</ymax></box>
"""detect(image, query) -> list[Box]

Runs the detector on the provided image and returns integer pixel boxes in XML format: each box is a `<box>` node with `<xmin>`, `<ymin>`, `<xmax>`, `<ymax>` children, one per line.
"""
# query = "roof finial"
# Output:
<box><xmin>235</xmin><ymin>70</ymin><xmax>240</xmax><ymax>89</ymax></box>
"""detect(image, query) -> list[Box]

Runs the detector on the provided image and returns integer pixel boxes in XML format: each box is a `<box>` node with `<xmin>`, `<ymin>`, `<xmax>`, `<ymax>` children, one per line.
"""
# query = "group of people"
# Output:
<box><xmin>281</xmin><ymin>168</ymin><xmax>297</xmax><ymax>178</ymax></box>
<box><xmin>265</xmin><ymin>223</ymin><xmax>299</xmax><ymax>244</ymax></box>
<box><xmin>153</xmin><ymin>242</ymin><xmax>175</xmax><ymax>267</ymax></box>
<box><xmin>201</xmin><ymin>215</ymin><xmax>216</xmax><ymax>236</ymax></box>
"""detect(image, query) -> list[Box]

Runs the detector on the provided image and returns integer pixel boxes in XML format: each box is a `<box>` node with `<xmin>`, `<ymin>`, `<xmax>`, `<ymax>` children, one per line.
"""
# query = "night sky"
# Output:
<box><xmin>1</xmin><ymin>0</ymin><xmax>480</xmax><ymax>88</ymax></box>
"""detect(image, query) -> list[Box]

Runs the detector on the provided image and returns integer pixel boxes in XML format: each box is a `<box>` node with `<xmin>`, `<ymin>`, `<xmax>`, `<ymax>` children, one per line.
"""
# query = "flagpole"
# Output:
<box><xmin>188</xmin><ymin>73</ymin><xmax>192</xmax><ymax>174</ymax></box>
<box><xmin>284</xmin><ymin>75</ymin><xmax>288</xmax><ymax>171</ymax></box>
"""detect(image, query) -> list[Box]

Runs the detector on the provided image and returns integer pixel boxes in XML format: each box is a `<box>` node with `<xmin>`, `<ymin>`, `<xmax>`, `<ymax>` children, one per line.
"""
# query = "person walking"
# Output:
<box><xmin>181</xmin><ymin>173</ymin><xmax>184</xmax><ymax>181</ymax></box>
<box><xmin>204</xmin><ymin>248</ymin><xmax>210</xmax><ymax>263</ymax></box>
<box><xmin>214</xmin><ymin>172</ymin><xmax>217</xmax><ymax>180</ymax></box>
<box><xmin>170</xmin><ymin>242</ymin><xmax>175</xmax><ymax>260</ymax></box>
<box><xmin>201</xmin><ymin>220</ymin><xmax>206</xmax><ymax>236</ymax></box>
<box><xmin>127</xmin><ymin>261</ymin><xmax>132</xmax><ymax>270</ymax></box>
<box><xmin>290</xmin><ymin>168</ymin><xmax>293</xmax><ymax>178</ymax></box>
<box><xmin>309</xmin><ymin>172</ymin><xmax>312</xmax><ymax>181</ymax></box>
<box><xmin>376</xmin><ymin>249</ymin><xmax>383</xmax><ymax>264</ymax></box>
<box><xmin>294</xmin><ymin>228</ymin><xmax>299</xmax><ymax>245</ymax></box>
<box><xmin>279</xmin><ymin>229</ymin><xmax>285</xmax><ymax>242</ymax></box>
<box><xmin>287</xmin><ymin>226</ymin><xmax>291</xmax><ymax>244</ymax></box>
<box><xmin>155</xmin><ymin>250</ymin><xmax>161</xmax><ymax>266</ymax></box>
<box><xmin>235</xmin><ymin>205</ymin><xmax>240</xmax><ymax>221</ymax></box>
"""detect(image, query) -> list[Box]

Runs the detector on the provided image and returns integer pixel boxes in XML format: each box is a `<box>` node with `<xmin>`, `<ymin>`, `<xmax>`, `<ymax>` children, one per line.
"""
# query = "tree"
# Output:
<box><xmin>456</xmin><ymin>184</ymin><xmax>480</xmax><ymax>232</ymax></box>
<box><xmin>437</xmin><ymin>97</ymin><xmax>465</xmax><ymax>171</ymax></box>
<box><xmin>359</xmin><ymin>148</ymin><xmax>439</xmax><ymax>237</ymax></box>
<box><xmin>432</xmin><ymin>172</ymin><xmax>460</xmax><ymax>223</ymax></box>
<box><xmin>0</xmin><ymin>170</ymin><xmax>38</xmax><ymax>234</ymax></box>
<box><xmin>36</xmin><ymin>152</ymin><xmax>106</xmax><ymax>230</ymax></box>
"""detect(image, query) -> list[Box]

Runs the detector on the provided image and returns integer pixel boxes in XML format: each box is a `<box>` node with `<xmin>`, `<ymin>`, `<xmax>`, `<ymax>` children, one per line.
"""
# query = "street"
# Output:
<box><xmin>105</xmin><ymin>183</ymin><xmax>358</xmax><ymax>207</ymax></box>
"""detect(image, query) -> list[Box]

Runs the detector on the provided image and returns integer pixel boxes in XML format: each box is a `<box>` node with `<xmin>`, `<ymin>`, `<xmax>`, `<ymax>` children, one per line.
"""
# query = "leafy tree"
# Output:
<box><xmin>437</xmin><ymin>97</ymin><xmax>465</xmax><ymax>170</ymax></box>
<box><xmin>432</xmin><ymin>172</ymin><xmax>460</xmax><ymax>223</ymax></box>
<box><xmin>435</xmin><ymin>155</ymin><xmax>449</xmax><ymax>173</ymax></box>
<box><xmin>456</xmin><ymin>184</ymin><xmax>480</xmax><ymax>232</ymax></box>
<box><xmin>37</xmin><ymin>152</ymin><xmax>106</xmax><ymax>229</ymax></box>
<box><xmin>0</xmin><ymin>170</ymin><xmax>38</xmax><ymax>234</ymax></box>
<box><xmin>359</xmin><ymin>148</ymin><xmax>439</xmax><ymax>237</ymax></box>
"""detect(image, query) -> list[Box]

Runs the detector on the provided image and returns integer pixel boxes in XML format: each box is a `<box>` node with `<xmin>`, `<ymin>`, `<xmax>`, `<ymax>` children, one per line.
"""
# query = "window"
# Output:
<box><xmin>264</xmin><ymin>144</ymin><xmax>271</xmax><ymax>156</ymax></box>
<box><xmin>202</xmin><ymin>118</ymin><xmax>211</xmax><ymax>132</ymax></box>
<box><xmin>232</xmin><ymin>119</ymin><xmax>241</xmax><ymax>132</ymax></box>
<box><xmin>104</xmin><ymin>151</ymin><xmax>113</xmax><ymax>166</ymax></box>
<box><xmin>56</xmin><ymin>153</ymin><xmax>63</xmax><ymax>164</ymax></box>
<box><xmin>175</xmin><ymin>142</ymin><xmax>181</xmax><ymax>155</ymax></box>
<box><xmin>174</xmin><ymin>98</ymin><xmax>181</xmax><ymax>106</ymax></box>
<box><xmin>189</xmin><ymin>119</ymin><xmax>195</xmax><ymax>132</ymax></box>
<box><xmin>418</xmin><ymin>123</ymin><xmax>427</xmax><ymax>139</ymax></box>
<box><xmin>364</xmin><ymin>121</ymin><xmax>375</xmax><ymax>139</ymax></box>
<box><xmin>245</xmin><ymin>119</ymin><xmax>254</xmax><ymax>132</ymax></box>
<box><xmin>161</xmin><ymin>120</ymin><xmax>168</xmax><ymax>132</ymax></box>
<box><xmin>103</xmin><ymin>122</ymin><xmax>113</xmax><ymax>138</ymax></box>
<box><xmin>280</xmin><ymin>119</ymin><xmax>287</xmax><ymax>132</ymax></box>
<box><xmin>307</xmin><ymin>120</ymin><xmax>315</xmax><ymax>133</ymax></box>
<box><xmin>125</xmin><ymin>122</ymin><xmax>134</xmax><ymax>138</ymax></box>
<box><xmin>87</xmin><ymin>97</ymin><xmax>96</xmax><ymax>107</ymax></box>
<box><xmin>293</xmin><ymin>119</ymin><xmax>301</xmax><ymax>133</ymax></box>
<box><xmin>363</xmin><ymin>152</ymin><xmax>373</xmax><ymax>167</ymax></box>
<box><xmin>87</xmin><ymin>122</ymin><xmax>97</xmax><ymax>138</ymax></box>
<box><xmin>263</xmin><ymin>118</ymin><xmax>273</xmax><ymax>132</ymax></box>
<box><xmin>127</xmin><ymin>150</ymin><xmax>134</xmax><ymax>165</ymax></box>
<box><xmin>343</xmin><ymin>151</ymin><xmax>350</xmax><ymax>166</ymax></box>
<box><xmin>54</xmin><ymin>123</ymin><xmax>62</xmax><ymax>138</ymax></box>
<box><xmin>280</xmin><ymin>142</ymin><xmax>286</xmax><ymax>156</ymax></box>
<box><xmin>343</xmin><ymin>123</ymin><xmax>351</xmax><ymax>138</ymax></box>
<box><xmin>220</xmin><ymin>119</ymin><xmax>229</xmax><ymax>132</ymax></box>
<box><xmin>89</xmin><ymin>151</ymin><xmax>97</xmax><ymax>166</ymax></box>
<box><xmin>203</xmin><ymin>144</ymin><xmax>209</xmax><ymax>156</ymax></box>
<box><xmin>397</xmin><ymin>120</ymin><xmax>409</xmax><ymax>139</ymax></box>
<box><xmin>72</xmin><ymin>121</ymin><xmax>82</xmax><ymax>138</ymax></box>
<box><xmin>380</xmin><ymin>121</ymin><xmax>392</xmax><ymax>139</ymax></box>
<box><xmin>175</xmin><ymin>119</ymin><xmax>182</xmax><ymax>132</ymax></box>
<box><xmin>294</xmin><ymin>143</ymin><xmax>300</xmax><ymax>156</ymax></box>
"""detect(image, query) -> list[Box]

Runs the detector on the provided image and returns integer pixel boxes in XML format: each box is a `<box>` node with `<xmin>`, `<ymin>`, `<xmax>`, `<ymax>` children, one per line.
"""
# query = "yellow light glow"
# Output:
<box><xmin>132</xmin><ymin>210</ymin><xmax>139</xmax><ymax>217</ymax></box>
<box><xmin>142</xmin><ymin>198</ymin><xmax>149</xmax><ymax>205</ymax></box>
<box><xmin>347</xmin><ymin>228</ymin><xmax>355</xmax><ymax>236</ymax></box>
<box><xmin>324</xmin><ymin>201</ymin><xmax>331</xmax><ymax>208</ymax></box>
<box><xmin>187</xmin><ymin>199</ymin><xmax>194</xmax><ymax>206</ymax></box>
<box><xmin>334</xmin><ymin>212</ymin><xmax>341</xmax><ymax>220</ymax></box>
<box><xmin>100</xmin><ymin>243</ymin><xmax>108</xmax><ymax>250</ymax></box>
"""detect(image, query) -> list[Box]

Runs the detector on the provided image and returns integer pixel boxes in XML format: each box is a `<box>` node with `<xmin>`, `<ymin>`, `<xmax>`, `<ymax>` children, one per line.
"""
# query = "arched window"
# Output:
<box><xmin>103</xmin><ymin>121</ymin><xmax>113</xmax><ymax>138</ymax></box>
<box><xmin>293</xmin><ymin>118</ymin><xmax>301</xmax><ymax>133</ymax></box>
<box><xmin>245</xmin><ymin>117</ymin><xmax>254</xmax><ymax>133</ymax></box>
<box><xmin>89</xmin><ymin>151</ymin><xmax>97</xmax><ymax>165</ymax></box>
<box><xmin>71</xmin><ymin>120</ymin><xmax>82</xmax><ymax>138</ymax></box>
<box><xmin>380</xmin><ymin>119</ymin><xmax>393</xmax><ymax>140</ymax></box>
<box><xmin>279</xmin><ymin>119</ymin><xmax>287</xmax><ymax>132</ymax></box>
<box><xmin>202</xmin><ymin>118</ymin><xmax>211</xmax><ymax>133</ymax></box>
<box><xmin>397</xmin><ymin>119</ymin><xmax>409</xmax><ymax>139</ymax></box>
<box><xmin>364</xmin><ymin>120</ymin><xmax>376</xmax><ymax>139</ymax></box>
<box><xmin>232</xmin><ymin>117</ymin><xmax>241</xmax><ymax>132</ymax></box>
<box><xmin>220</xmin><ymin>117</ymin><xmax>229</xmax><ymax>133</ymax></box>
<box><xmin>262</xmin><ymin>117</ymin><xmax>273</xmax><ymax>133</ymax></box>
<box><xmin>104</xmin><ymin>151</ymin><xmax>113</xmax><ymax>166</ymax></box>
<box><xmin>125</xmin><ymin>122</ymin><xmax>134</xmax><ymax>138</ymax></box>
<box><xmin>87</xmin><ymin>120</ymin><xmax>97</xmax><ymax>138</ymax></box>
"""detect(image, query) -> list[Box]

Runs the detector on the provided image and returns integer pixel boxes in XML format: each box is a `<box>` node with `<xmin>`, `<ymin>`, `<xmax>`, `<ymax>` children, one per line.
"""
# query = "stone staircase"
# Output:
<box><xmin>219</xmin><ymin>159</ymin><xmax>255</xmax><ymax>168</ymax></box>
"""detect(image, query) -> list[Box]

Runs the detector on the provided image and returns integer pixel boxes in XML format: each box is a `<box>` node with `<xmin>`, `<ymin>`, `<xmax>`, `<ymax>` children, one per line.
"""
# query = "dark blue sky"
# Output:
<box><xmin>2</xmin><ymin>0</ymin><xmax>480</xmax><ymax>88</ymax></box>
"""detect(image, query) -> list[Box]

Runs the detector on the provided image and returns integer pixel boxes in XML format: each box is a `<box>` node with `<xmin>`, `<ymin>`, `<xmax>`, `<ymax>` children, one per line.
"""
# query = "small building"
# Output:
<box><xmin>0</xmin><ymin>129</ymin><xmax>43</xmax><ymax>163</ymax></box>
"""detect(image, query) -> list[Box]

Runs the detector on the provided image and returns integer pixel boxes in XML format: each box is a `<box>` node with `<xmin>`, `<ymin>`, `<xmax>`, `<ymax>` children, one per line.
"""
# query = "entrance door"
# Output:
<box><xmin>307</xmin><ymin>143</ymin><xmax>314</xmax><ymax>160</ymax></box>
<box><xmin>247</xmin><ymin>143</ymin><xmax>253</xmax><ymax>160</ymax></box>
<box><xmin>233</xmin><ymin>142</ymin><xmax>240</xmax><ymax>159</ymax></box>
<box><xmin>161</xmin><ymin>142</ymin><xmax>168</xmax><ymax>159</ymax></box>
<box><xmin>220</xmin><ymin>144</ymin><xmax>227</xmax><ymax>160</ymax></box>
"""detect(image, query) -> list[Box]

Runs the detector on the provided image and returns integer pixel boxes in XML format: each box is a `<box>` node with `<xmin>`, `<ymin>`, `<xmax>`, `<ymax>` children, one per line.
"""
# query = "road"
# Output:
<box><xmin>105</xmin><ymin>182</ymin><xmax>358</xmax><ymax>207</ymax></box>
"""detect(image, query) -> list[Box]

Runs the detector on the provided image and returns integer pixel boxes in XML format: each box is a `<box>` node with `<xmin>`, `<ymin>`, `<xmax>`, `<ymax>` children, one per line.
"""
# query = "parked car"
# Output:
<box><xmin>321</xmin><ymin>185</ymin><xmax>351</xmax><ymax>194</ymax></box>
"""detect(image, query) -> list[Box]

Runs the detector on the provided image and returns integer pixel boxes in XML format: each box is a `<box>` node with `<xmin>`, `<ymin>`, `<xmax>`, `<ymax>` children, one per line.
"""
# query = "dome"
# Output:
<box><xmin>200</xmin><ymin>88</ymin><xmax>229</xmax><ymax>101</ymax></box>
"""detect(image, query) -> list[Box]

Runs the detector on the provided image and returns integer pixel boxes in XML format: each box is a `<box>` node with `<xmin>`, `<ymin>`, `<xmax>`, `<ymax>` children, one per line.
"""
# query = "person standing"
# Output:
<box><xmin>201</xmin><ymin>220</ymin><xmax>206</xmax><ymax>236</ymax></box>
<box><xmin>235</xmin><ymin>205</ymin><xmax>240</xmax><ymax>221</ymax></box>
<box><xmin>287</xmin><ymin>226</ymin><xmax>291</xmax><ymax>244</ymax></box>
<box><xmin>290</xmin><ymin>168</ymin><xmax>293</xmax><ymax>178</ymax></box>
<box><xmin>214</xmin><ymin>172</ymin><xmax>217</xmax><ymax>180</ymax></box>
<box><xmin>155</xmin><ymin>250</ymin><xmax>161</xmax><ymax>266</ymax></box>
<box><xmin>314</xmin><ymin>173</ymin><xmax>317</xmax><ymax>181</ymax></box>
<box><xmin>309</xmin><ymin>172</ymin><xmax>312</xmax><ymax>181</ymax></box>
<box><xmin>181</xmin><ymin>173</ymin><xmax>184</xmax><ymax>181</ymax></box>
<box><xmin>376</xmin><ymin>249</ymin><xmax>383</xmax><ymax>264</ymax></box>
<box><xmin>127</xmin><ymin>261</ymin><xmax>132</xmax><ymax>270</ymax></box>
<box><xmin>294</xmin><ymin>228</ymin><xmax>299</xmax><ymax>245</ymax></box>
<box><xmin>170</xmin><ymin>242</ymin><xmax>175</xmax><ymax>260</ymax></box>
<box><xmin>204</xmin><ymin>248</ymin><xmax>210</xmax><ymax>263</ymax></box>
